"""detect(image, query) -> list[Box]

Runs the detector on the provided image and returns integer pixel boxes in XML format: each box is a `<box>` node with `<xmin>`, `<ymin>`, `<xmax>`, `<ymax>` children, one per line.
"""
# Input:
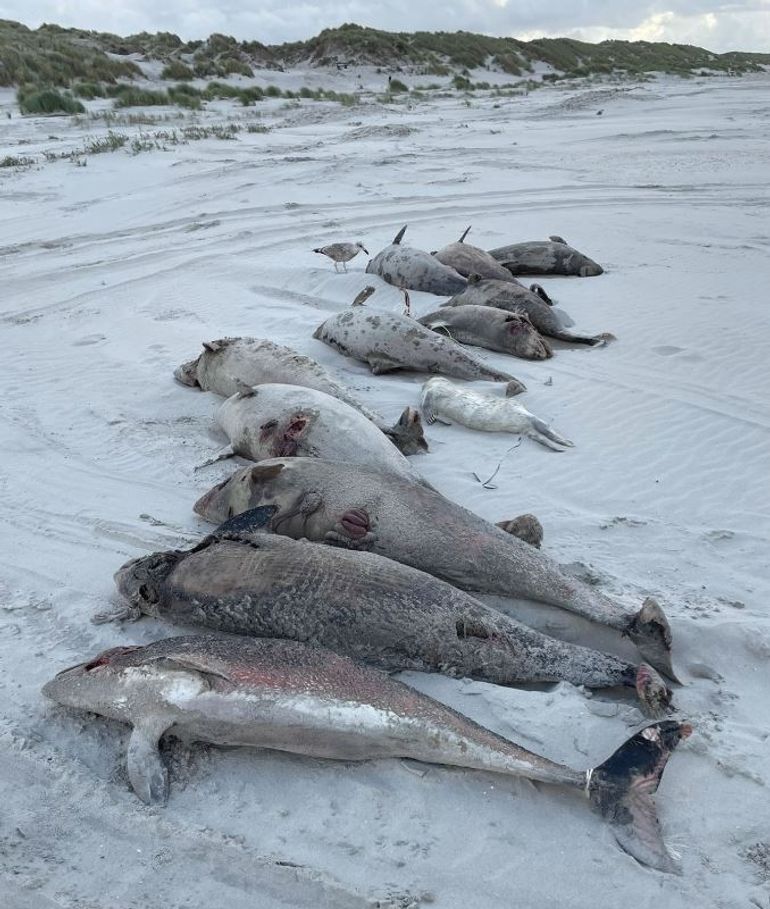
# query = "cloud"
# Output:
<box><xmin>2</xmin><ymin>0</ymin><xmax>769</xmax><ymax>51</ymax></box>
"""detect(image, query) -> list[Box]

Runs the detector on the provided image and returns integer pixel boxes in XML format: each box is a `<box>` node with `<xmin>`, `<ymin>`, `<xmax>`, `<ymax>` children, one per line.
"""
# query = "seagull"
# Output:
<box><xmin>313</xmin><ymin>241</ymin><xmax>369</xmax><ymax>272</ymax></box>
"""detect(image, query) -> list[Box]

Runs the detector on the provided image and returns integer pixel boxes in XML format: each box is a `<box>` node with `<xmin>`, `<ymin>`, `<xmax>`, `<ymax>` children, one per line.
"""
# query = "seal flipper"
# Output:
<box><xmin>127</xmin><ymin>717</ymin><xmax>172</xmax><ymax>806</ymax></box>
<box><xmin>588</xmin><ymin>720</ymin><xmax>691</xmax><ymax>872</ymax></box>
<box><xmin>366</xmin><ymin>353</ymin><xmax>403</xmax><ymax>375</ymax></box>
<box><xmin>528</xmin><ymin>417</ymin><xmax>574</xmax><ymax>451</ymax></box>
<box><xmin>628</xmin><ymin>598</ymin><xmax>678</xmax><ymax>682</ymax></box>
<box><xmin>195</xmin><ymin>444</ymin><xmax>235</xmax><ymax>471</ymax></box>
<box><xmin>384</xmin><ymin>407</ymin><xmax>428</xmax><ymax>454</ymax></box>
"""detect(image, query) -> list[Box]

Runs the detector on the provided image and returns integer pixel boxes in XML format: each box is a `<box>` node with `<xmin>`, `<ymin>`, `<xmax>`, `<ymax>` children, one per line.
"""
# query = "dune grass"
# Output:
<box><xmin>17</xmin><ymin>86</ymin><xmax>85</xmax><ymax>115</ymax></box>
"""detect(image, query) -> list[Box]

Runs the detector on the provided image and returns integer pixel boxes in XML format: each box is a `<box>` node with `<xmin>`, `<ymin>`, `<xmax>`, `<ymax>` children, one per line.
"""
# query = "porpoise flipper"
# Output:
<box><xmin>127</xmin><ymin>717</ymin><xmax>172</xmax><ymax>806</ymax></box>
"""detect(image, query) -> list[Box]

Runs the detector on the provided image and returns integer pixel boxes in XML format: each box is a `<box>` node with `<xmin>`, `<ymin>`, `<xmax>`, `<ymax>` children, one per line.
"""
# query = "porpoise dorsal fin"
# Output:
<box><xmin>352</xmin><ymin>286</ymin><xmax>376</xmax><ymax>306</ymax></box>
<box><xmin>392</xmin><ymin>225</ymin><xmax>407</xmax><ymax>245</ymax></box>
<box><xmin>459</xmin><ymin>225</ymin><xmax>472</xmax><ymax>243</ymax></box>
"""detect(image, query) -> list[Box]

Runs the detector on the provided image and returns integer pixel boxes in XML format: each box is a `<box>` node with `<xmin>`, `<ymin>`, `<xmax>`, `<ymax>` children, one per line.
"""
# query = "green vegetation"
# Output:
<box><xmin>0</xmin><ymin>20</ymin><xmax>141</xmax><ymax>86</ymax></box>
<box><xmin>71</xmin><ymin>81</ymin><xmax>107</xmax><ymax>99</ymax></box>
<box><xmin>160</xmin><ymin>60</ymin><xmax>194</xmax><ymax>80</ymax></box>
<box><xmin>388</xmin><ymin>78</ymin><xmax>408</xmax><ymax>92</ymax></box>
<box><xmin>17</xmin><ymin>86</ymin><xmax>85</xmax><ymax>115</ymax></box>
<box><xmin>113</xmin><ymin>87</ymin><xmax>170</xmax><ymax>107</ymax></box>
<box><xmin>0</xmin><ymin>154</ymin><xmax>35</xmax><ymax>167</ymax></box>
<box><xmin>2</xmin><ymin>18</ymin><xmax>768</xmax><ymax>101</ymax></box>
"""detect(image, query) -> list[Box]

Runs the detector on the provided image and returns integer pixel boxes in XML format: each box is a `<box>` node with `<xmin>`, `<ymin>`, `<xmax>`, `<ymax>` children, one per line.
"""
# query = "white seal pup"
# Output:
<box><xmin>174</xmin><ymin>338</ymin><xmax>426</xmax><ymax>454</ymax></box>
<box><xmin>432</xmin><ymin>226</ymin><xmax>520</xmax><ymax>282</ymax></box>
<box><xmin>193</xmin><ymin>458</ymin><xmax>678</xmax><ymax>679</ymax></box>
<box><xmin>365</xmin><ymin>225</ymin><xmax>468</xmax><ymax>295</ymax></box>
<box><xmin>421</xmin><ymin>377</ymin><xmax>573</xmax><ymax>451</ymax></box>
<box><xmin>418</xmin><ymin>305</ymin><xmax>552</xmax><ymax>360</ymax></box>
<box><xmin>444</xmin><ymin>276</ymin><xmax>612</xmax><ymax>347</ymax></box>
<box><xmin>43</xmin><ymin>635</ymin><xmax>691</xmax><ymax>872</ymax></box>
<box><xmin>313</xmin><ymin>297</ymin><xmax>525</xmax><ymax>388</ymax></box>
<box><xmin>313</xmin><ymin>241</ymin><xmax>368</xmax><ymax>272</ymax></box>
<box><xmin>488</xmin><ymin>237</ymin><xmax>604</xmax><ymax>277</ymax></box>
<box><xmin>212</xmin><ymin>383</ymin><xmax>423</xmax><ymax>480</ymax></box>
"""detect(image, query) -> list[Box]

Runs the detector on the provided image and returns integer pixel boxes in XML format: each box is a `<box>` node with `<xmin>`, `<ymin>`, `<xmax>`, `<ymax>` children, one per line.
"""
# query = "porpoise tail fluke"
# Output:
<box><xmin>588</xmin><ymin>720</ymin><xmax>691</xmax><ymax>872</ymax></box>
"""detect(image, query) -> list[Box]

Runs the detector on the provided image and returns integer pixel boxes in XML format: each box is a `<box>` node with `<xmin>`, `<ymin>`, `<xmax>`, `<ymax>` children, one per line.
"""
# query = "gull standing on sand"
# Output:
<box><xmin>313</xmin><ymin>241</ymin><xmax>369</xmax><ymax>272</ymax></box>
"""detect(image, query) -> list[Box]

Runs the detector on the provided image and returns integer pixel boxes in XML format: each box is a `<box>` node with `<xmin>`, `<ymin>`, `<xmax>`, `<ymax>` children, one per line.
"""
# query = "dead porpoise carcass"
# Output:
<box><xmin>43</xmin><ymin>634</ymin><xmax>691</xmax><ymax>871</ymax></box>
<box><xmin>193</xmin><ymin>458</ymin><xmax>678</xmax><ymax>680</ymax></box>
<box><xmin>109</xmin><ymin>516</ymin><xmax>669</xmax><ymax>715</ymax></box>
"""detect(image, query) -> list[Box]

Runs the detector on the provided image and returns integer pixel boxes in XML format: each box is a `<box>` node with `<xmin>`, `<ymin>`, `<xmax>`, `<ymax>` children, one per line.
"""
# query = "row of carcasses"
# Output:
<box><xmin>42</xmin><ymin>225</ymin><xmax>689</xmax><ymax>874</ymax></box>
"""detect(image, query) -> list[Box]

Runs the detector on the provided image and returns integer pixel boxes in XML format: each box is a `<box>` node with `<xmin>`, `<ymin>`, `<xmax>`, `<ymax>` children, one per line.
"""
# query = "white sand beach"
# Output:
<box><xmin>1</xmin><ymin>71</ymin><xmax>769</xmax><ymax>907</ymax></box>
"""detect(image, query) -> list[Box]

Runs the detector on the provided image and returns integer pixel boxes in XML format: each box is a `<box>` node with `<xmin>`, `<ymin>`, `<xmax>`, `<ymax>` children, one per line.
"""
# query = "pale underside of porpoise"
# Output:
<box><xmin>42</xmin><ymin>635</ymin><xmax>690</xmax><ymax>871</ymax></box>
<box><xmin>175</xmin><ymin>338</ymin><xmax>426</xmax><ymax>455</ymax></box>
<box><xmin>313</xmin><ymin>306</ymin><xmax>524</xmax><ymax>387</ymax></box>
<box><xmin>444</xmin><ymin>279</ymin><xmax>609</xmax><ymax>346</ymax></box>
<box><xmin>366</xmin><ymin>226</ymin><xmax>468</xmax><ymax>295</ymax></box>
<box><xmin>488</xmin><ymin>239</ymin><xmax>604</xmax><ymax>277</ymax></box>
<box><xmin>214</xmin><ymin>384</ymin><xmax>420</xmax><ymax>480</ymax></box>
<box><xmin>421</xmin><ymin>377</ymin><xmax>574</xmax><ymax>451</ymax></box>
<box><xmin>193</xmin><ymin>458</ymin><xmax>676</xmax><ymax>679</ymax></box>
<box><xmin>418</xmin><ymin>304</ymin><xmax>553</xmax><ymax>360</ymax></box>
<box><xmin>110</xmin><ymin>524</ymin><xmax>668</xmax><ymax>713</ymax></box>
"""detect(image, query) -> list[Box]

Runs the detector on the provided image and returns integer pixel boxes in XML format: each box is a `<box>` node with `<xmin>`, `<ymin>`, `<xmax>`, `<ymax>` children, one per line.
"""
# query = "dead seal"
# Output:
<box><xmin>193</xmin><ymin>458</ymin><xmax>677</xmax><ymax>679</ymax></box>
<box><xmin>174</xmin><ymin>337</ymin><xmax>426</xmax><ymax>454</ymax></box>
<box><xmin>365</xmin><ymin>225</ymin><xmax>468</xmax><ymax>295</ymax></box>
<box><xmin>210</xmin><ymin>383</ymin><xmax>425</xmax><ymax>479</ymax></box>
<box><xmin>432</xmin><ymin>226</ymin><xmax>520</xmax><ymax>282</ymax></box>
<box><xmin>488</xmin><ymin>237</ymin><xmax>604</xmax><ymax>277</ymax></box>
<box><xmin>421</xmin><ymin>377</ymin><xmax>573</xmax><ymax>450</ymax></box>
<box><xmin>43</xmin><ymin>634</ymin><xmax>690</xmax><ymax>871</ymax></box>
<box><xmin>108</xmin><ymin>520</ymin><xmax>669</xmax><ymax>714</ymax></box>
<box><xmin>418</xmin><ymin>304</ymin><xmax>552</xmax><ymax>360</ymax></box>
<box><xmin>443</xmin><ymin>276</ymin><xmax>612</xmax><ymax>347</ymax></box>
<box><xmin>313</xmin><ymin>296</ymin><xmax>525</xmax><ymax>388</ymax></box>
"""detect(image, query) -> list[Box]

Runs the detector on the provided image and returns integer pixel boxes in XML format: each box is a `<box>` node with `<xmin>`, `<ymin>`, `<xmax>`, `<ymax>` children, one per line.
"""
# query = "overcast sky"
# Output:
<box><xmin>3</xmin><ymin>1</ymin><xmax>770</xmax><ymax>52</ymax></box>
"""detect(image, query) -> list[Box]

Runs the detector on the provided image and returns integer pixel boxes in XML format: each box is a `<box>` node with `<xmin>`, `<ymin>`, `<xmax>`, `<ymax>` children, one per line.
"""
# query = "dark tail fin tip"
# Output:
<box><xmin>589</xmin><ymin>721</ymin><xmax>691</xmax><ymax>873</ymax></box>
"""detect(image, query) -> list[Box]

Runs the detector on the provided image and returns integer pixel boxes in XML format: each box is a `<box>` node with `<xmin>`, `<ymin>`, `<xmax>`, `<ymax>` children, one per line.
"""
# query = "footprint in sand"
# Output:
<box><xmin>652</xmin><ymin>345</ymin><xmax>686</xmax><ymax>356</ymax></box>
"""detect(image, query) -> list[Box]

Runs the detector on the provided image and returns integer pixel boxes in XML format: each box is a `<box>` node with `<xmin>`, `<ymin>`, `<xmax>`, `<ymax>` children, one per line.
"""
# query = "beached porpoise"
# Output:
<box><xmin>43</xmin><ymin>634</ymin><xmax>690</xmax><ymax>871</ymax></box>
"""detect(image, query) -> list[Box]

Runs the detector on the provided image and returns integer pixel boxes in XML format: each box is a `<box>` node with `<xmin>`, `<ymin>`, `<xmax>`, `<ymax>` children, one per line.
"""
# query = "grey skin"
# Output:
<box><xmin>432</xmin><ymin>226</ymin><xmax>520</xmax><ymax>282</ymax></box>
<box><xmin>444</xmin><ymin>276</ymin><xmax>611</xmax><ymax>347</ymax></box>
<box><xmin>498</xmin><ymin>514</ymin><xmax>544</xmax><ymax>549</ymax></box>
<box><xmin>211</xmin><ymin>384</ymin><xmax>425</xmax><ymax>480</ymax></box>
<box><xmin>488</xmin><ymin>237</ymin><xmax>604</xmax><ymax>277</ymax></box>
<box><xmin>418</xmin><ymin>304</ymin><xmax>552</xmax><ymax>360</ymax></box>
<box><xmin>193</xmin><ymin>459</ymin><xmax>677</xmax><ymax>680</ymax></box>
<box><xmin>313</xmin><ymin>302</ymin><xmax>524</xmax><ymax>389</ymax></box>
<box><xmin>365</xmin><ymin>225</ymin><xmax>468</xmax><ymax>296</ymax></box>
<box><xmin>174</xmin><ymin>338</ymin><xmax>426</xmax><ymax>455</ymax></box>
<box><xmin>109</xmin><ymin>515</ymin><xmax>669</xmax><ymax>715</ymax></box>
<box><xmin>42</xmin><ymin>635</ymin><xmax>690</xmax><ymax>872</ymax></box>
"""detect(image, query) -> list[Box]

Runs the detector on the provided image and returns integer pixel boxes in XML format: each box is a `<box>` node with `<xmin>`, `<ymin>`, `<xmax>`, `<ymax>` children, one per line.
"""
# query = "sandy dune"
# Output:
<box><xmin>1</xmin><ymin>73</ymin><xmax>769</xmax><ymax>907</ymax></box>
